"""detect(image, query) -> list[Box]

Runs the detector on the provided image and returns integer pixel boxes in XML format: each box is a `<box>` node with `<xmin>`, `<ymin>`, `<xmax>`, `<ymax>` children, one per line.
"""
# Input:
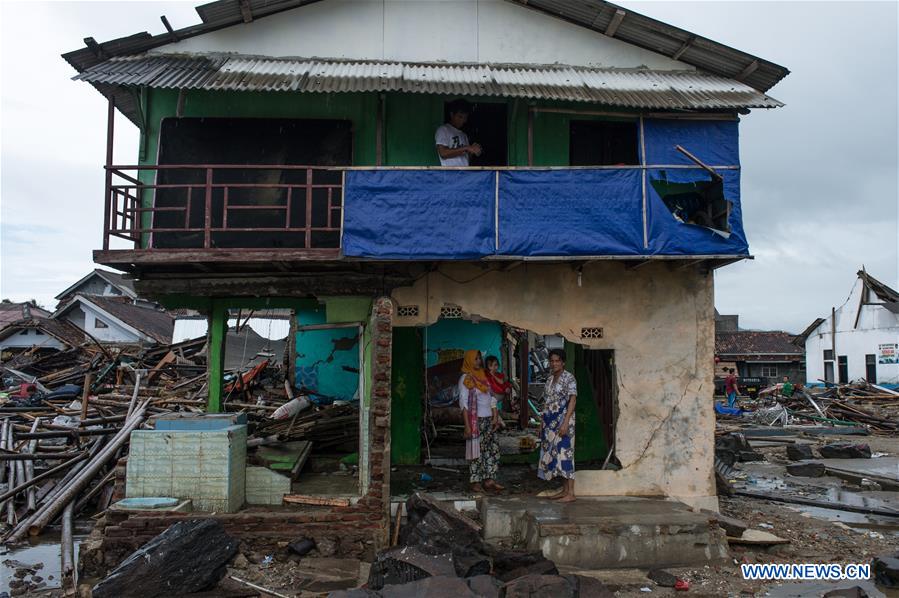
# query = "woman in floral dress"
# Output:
<box><xmin>538</xmin><ymin>348</ymin><xmax>577</xmax><ymax>502</ymax></box>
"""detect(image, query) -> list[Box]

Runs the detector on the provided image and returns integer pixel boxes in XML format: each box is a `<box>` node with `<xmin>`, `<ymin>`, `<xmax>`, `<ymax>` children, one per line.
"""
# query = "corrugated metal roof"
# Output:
<box><xmin>63</xmin><ymin>0</ymin><xmax>789</xmax><ymax>95</ymax></box>
<box><xmin>75</xmin><ymin>54</ymin><xmax>783</xmax><ymax>109</ymax></box>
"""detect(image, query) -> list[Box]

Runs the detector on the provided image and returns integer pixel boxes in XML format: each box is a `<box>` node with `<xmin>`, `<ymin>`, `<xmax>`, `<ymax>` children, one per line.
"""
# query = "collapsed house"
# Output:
<box><xmin>797</xmin><ymin>269</ymin><xmax>899</xmax><ymax>386</ymax></box>
<box><xmin>58</xmin><ymin>0</ymin><xmax>788</xmax><ymax>553</ymax></box>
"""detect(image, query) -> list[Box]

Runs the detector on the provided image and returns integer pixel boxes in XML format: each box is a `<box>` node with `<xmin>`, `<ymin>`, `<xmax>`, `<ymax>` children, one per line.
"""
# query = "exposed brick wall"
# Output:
<box><xmin>82</xmin><ymin>297</ymin><xmax>396</xmax><ymax>579</ymax></box>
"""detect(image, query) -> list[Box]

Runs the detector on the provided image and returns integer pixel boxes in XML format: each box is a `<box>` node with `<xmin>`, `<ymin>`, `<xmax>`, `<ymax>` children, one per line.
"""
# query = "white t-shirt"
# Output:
<box><xmin>435</xmin><ymin>124</ymin><xmax>470</xmax><ymax>167</ymax></box>
<box><xmin>457</xmin><ymin>374</ymin><xmax>496</xmax><ymax>417</ymax></box>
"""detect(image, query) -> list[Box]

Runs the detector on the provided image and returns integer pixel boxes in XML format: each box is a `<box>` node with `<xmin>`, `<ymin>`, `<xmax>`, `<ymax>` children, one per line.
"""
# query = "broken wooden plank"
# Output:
<box><xmin>283</xmin><ymin>494</ymin><xmax>351</xmax><ymax>507</ymax></box>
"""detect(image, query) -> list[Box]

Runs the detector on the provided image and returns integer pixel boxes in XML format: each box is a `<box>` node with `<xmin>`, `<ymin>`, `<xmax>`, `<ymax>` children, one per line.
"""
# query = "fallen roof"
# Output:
<box><xmin>859</xmin><ymin>269</ymin><xmax>899</xmax><ymax>312</ymax></box>
<box><xmin>0</xmin><ymin>317</ymin><xmax>86</xmax><ymax>348</ymax></box>
<box><xmin>0</xmin><ymin>303</ymin><xmax>52</xmax><ymax>328</ymax></box>
<box><xmin>62</xmin><ymin>0</ymin><xmax>788</xmax><ymax>93</ymax></box>
<box><xmin>54</xmin><ymin>295</ymin><xmax>174</xmax><ymax>344</ymax></box>
<box><xmin>716</xmin><ymin>330</ymin><xmax>804</xmax><ymax>357</ymax></box>
<box><xmin>75</xmin><ymin>54</ymin><xmax>783</xmax><ymax>111</ymax></box>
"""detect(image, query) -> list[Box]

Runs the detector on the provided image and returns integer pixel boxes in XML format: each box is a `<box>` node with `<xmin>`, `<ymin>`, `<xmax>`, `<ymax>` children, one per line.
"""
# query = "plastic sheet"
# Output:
<box><xmin>498</xmin><ymin>169</ymin><xmax>644</xmax><ymax>256</ymax></box>
<box><xmin>643</xmin><ymin>118</ymin><xmax>740</xmax><ymax>167</ymax></box>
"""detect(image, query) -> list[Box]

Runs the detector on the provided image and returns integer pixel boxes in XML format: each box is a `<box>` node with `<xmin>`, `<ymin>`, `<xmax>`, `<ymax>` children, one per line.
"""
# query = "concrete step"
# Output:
<box><xmin>481</xmin><ymin>496</ymin><xmax>728</xmax><ymax>569</ymax></box>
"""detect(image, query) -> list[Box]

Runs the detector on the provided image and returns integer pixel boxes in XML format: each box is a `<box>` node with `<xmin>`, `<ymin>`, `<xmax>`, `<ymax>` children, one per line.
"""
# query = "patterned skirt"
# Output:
<box><xmin>469</xmin><ymin>417</ymin><xmax>500</xmax><ymax>483</ymax></box>
<box><xmin>538</xmin><ymin>400</ymin><xmax>575</xmax><ymax>480</ymax></box>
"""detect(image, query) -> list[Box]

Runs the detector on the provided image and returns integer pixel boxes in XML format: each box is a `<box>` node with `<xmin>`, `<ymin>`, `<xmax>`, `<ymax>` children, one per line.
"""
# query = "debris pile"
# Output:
<box><xmin>718</xmin><ymin>380</ymin><xmax>899</xmax><ymax>435</ymax></box>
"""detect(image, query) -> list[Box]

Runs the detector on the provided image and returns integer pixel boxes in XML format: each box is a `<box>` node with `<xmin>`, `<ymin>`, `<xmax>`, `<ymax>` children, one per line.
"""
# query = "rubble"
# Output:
<box><xmin>872</xmin><ymin>551</ymin><xmax>899</xmax><ymax>588</ymax></box>
<box><xmin>785</xmin><ymin>462</ymin><xmax>826</xmax><ymax>477</ymax></box>
<box><xmin>818</xmin><ymin>443</ymin><xmax>873</xmax><ymax>459</ymax></box>
<box><xmin>785</xmin><ymin>443</ymin><xmax>814</xmax><ymax>460</ymax></box>
<box><xmin>92</xmin><ymin>519</ymin><xmax>239</xmax><ymax>598</ymax></box>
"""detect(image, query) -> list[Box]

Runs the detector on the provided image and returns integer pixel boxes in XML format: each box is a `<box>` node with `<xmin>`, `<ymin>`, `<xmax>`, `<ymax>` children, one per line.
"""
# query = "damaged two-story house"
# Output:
<box><xmin>64</xmin><ymin>0</ymin><xmax>787</xmax><ymax>544</ymax></box>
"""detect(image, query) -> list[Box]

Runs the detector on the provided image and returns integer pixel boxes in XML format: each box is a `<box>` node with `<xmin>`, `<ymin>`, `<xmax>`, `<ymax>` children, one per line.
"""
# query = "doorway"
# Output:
<box><xmin>582</xmin><ymin>349</ymin><xmax>616</xmax><ymax>464</ymax></box>
<box><xmin>865</xmin><ymin>354</ymin><xmax>877</xmax><ymax>383</ymax></box>
<box><xmin>444</xmin><ymin>101</ymin><xmax>508</xmax><ymax>167</ymax></box>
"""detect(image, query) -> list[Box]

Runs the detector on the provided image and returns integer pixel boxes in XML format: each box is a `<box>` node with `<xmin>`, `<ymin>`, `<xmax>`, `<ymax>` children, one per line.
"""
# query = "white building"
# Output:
<box><xmin>799</xmin><ymin>270</ymin><xmax>899</xmax><ymax>386</ymax></box>
<box><xmin>53</xmin><ymin>295</ymin><xmax>174</xmax><ymax>346</ymax></box>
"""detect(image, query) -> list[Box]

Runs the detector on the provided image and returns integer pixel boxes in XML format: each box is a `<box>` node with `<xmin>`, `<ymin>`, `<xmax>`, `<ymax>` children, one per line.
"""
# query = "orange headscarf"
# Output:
<box><xmin>461</xmin><ymin>349</ymin><xmax>489</xmax><ymax>393</ymax></box>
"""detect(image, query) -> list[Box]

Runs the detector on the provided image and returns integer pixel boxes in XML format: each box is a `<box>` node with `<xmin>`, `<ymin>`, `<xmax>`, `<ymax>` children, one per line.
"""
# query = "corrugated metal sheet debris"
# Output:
<box><xmin>75</xmin><ymin>54</ymin><xmax>783</xmax><ymax>109</ymax></box>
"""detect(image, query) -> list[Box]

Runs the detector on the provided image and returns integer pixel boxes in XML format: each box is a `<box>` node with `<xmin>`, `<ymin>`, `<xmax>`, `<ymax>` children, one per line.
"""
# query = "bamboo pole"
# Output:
<box><xmin>126</xmin><ymin>373</ymin><xmax>142</xmax><ymax>420</ymax></box>
<box><xmin>0</xmin><ymin>453</ymin><xmax>90</xmax><ymax>504</ymax></box>
<box><xmin>25</xmin><ymin>418</ymin><xmax>40</xmax><ymax>511</ymax></box>
<box><xmin>17</xmin><ymin>402</ymin><xmax>148</xmax><ymax>540</ymax></box>
<box><xmin>6</xmin><ymin>425</ymin><xmax>17</xmax><ymax>525</ymax></box>
<box><xmin>61</xmin><ymin>501</ymin><xmax>75</xmax><ymax>593</ymax></box>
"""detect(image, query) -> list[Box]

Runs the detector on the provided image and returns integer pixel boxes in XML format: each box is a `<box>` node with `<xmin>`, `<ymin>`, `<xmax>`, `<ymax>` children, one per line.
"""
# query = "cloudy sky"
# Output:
<box><xmin>1</xmin><ymin>1</ymin><xmax>897</xmax><ymax>333</ymax></box>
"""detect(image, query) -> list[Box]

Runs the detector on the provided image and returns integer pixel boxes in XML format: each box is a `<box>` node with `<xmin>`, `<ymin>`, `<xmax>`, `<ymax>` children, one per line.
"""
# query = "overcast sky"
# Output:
<box><xmin>1</xmin><ymin>1</ymin><xmax>897</xmax><ymax>333</ymax></box>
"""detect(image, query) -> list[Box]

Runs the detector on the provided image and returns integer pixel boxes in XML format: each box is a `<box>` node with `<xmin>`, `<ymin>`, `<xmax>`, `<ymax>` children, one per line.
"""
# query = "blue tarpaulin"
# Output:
<box><xmin>498</xmin><ymin>169</ymin><xmax>644</xmax><ymax>256</ymax></box>
<box><xmin>643</xmin><ymin>119</ymin><xmax>740</xmax><ymax>167</ymax></box>
<box><xmin>646</xmin><ymin>168</ymin><xmax>748</xmax><ymax>255</ymax></box>
<box><xmin>343</xmin><ymin>170</ymin><xmax>495</xmax><ymax>259</ymax></box>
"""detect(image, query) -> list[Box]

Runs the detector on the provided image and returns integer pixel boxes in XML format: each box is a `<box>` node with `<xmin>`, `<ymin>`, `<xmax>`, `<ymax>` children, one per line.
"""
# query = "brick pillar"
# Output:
<box><xmin>366</xmin><ymin>296</ymin><xmax>393</xmax><ymax>548</ymax></box>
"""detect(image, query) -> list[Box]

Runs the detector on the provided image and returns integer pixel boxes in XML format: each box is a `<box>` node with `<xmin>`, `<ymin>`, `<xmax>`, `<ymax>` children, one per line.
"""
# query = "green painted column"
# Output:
<box><xmin>207</xmin><ymin>300</ymin><xmax>227</xmax><ymax>413</ymax></box>
<box><xmin>391</xmin><ymin>327</ymin><xmax>423</xmax><ymax>465</ymax></box>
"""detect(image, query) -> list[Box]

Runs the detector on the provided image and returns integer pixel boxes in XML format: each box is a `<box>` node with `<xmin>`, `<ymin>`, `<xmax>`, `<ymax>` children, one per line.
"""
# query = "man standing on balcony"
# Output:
<box><xmin>435</xmin><ymin>99</ymin><xmax>482</xmax><ymax>167</ymax></box>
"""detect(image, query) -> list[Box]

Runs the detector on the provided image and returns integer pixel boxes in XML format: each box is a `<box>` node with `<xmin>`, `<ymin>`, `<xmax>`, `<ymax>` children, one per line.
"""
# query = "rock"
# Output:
<box><xmin>786</xmin><ymin>444</ymin><xmax>814</xmax><ymax>460</ymax></box>
<box><xmin>317</xmin><ymin>537</ymin><xmax>338</xmax><ymax>557</ymax></box>
<box><xmin>288</xmin><ymin>537</ymin><xmax>316</xmax><ymax>556</ymax></box>
<box><xmin>295</xmin><ymin>557</ymin><xmax>362</xmax><ymax>592</ymax></box>
<box><xmin>328</xmin><ymin>591</ymin><xmax>380</xmax><ymax>598</ymax></box>
<box><xmin>872</xmin><ymin>551</ymin><xmax>899</xmax><ymax>588</ymax></box>
<box><xmin>491</xmin><ymin>550</ymin><xmax>558</xmax><ymax>582</ymax></box>
<box><xmin>702</xmin><ymin>510</ymin><xmax>747</xmax><ymax>537</ymax></box>
<box><xmin>570</xmin><ymin>575</ymin><xmax>614</xmax><ymax>598</ymax></box>
<box><xmin>381</xmin><ymin>575</ymin><xmax>477</xmax><ymax>598</ymax></box>
<box><xmin>31</xmin><ymin>576</ymin><xmax>43</xmax><ymax>583</ymax></box>
<box><xmin>647</xmin><ymin>569</ymin><xmax>677</xmax><ymax>587</ymax></box>
<box><xmin>232</xmin><ymin>553</ymin><xmax>249</xmax><ymax>569</ymax></box>
<box><xmin>786</xmin><ymin>462</ymin><xmax>826</xmax><ymax>477</ymax></box>
<box><xmin>503</xmin><ymin>575</ymin><xmax>571</xmax><ymax>598</ymax></box>
<box><xmin>467</xmin><ymin>574</ymin><xmax>503</xmax><ymax>598</ymax></box>
<box><xmin>248</xmin><ymin>552</ymin><xmax>266</xmax><ymax>564</ymax></box>
<box><xmin>92</xmin><ymin>519</ymin><xmax>239</xmax><ymax>598</ymax></box>
<box><xmin>369</xmin><ymin>547</ymin><xmax>457</xmax><ymax>590</ymax></box>
<box><xmin>819</xmin><ymin>443</ymin><xmax>872</xmax><ymax>459</ymax></box>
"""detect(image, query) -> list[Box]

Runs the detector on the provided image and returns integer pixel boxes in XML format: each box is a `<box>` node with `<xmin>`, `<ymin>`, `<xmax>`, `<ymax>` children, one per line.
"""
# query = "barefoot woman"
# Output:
<box><xmin>538</xmin><ymin>349</ymin><xmax>577</xmax><ymax>502</ymax></box>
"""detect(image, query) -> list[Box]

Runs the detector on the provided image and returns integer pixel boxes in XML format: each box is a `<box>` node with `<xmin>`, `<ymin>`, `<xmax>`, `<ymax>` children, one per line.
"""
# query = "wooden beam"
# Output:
<box><xmin>160</xmin><ymin>16</ymin><xmax>179</xmax><ymax>41</ymax></box>
<box><xmin>672</xmin><ymin>37</ymin><xmax>694</xmax><ymax>60</ymax></box>
<box><xmin>239</xmin><ymin>0</ymin><xmax>254</xmax><ymax>23</ymax></box>
<box><xmin>735</xmin><ymin>60</ymin><xmax>759</xmax><ymax>82</ymax></box>
<box><xmin>625</xmin><ymin>259</ymin><xmax>651</xmax><ymax>271</ymax></box>
<box><xmin>605</xmin><ymin>9</ymin><xmax>626</xmax><ymax>37</ymax></box>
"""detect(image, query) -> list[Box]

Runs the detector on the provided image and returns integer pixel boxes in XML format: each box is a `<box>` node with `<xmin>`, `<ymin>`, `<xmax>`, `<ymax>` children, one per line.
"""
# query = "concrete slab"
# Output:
<box><xmin>820</xmin><ymin>456</ymin><xmax>899</xmax><ymax>481</ymax></box>
<box><xmin>481</xmin><ymin>496</ymin><xmax>728</xmax><ymax>569</ymax></box>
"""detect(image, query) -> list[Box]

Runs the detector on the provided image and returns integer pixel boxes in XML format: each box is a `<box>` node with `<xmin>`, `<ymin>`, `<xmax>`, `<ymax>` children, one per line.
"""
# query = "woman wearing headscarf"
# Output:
<box><xmin>538</xmin><ymin>348</ymin><xmax>577</xmax><ymax>502</ymax></box>
<box><xmin>458</xmin><ymin>350</ymin><xmax>504</xmax><ymax>493</ymax></box>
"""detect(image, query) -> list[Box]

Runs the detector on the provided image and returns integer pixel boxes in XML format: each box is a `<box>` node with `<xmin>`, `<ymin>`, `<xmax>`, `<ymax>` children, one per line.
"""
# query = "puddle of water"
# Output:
<box><xmin>0</xmin><ymin>531</ymin><xmax>88</xmax><ymax>593</ymax></box>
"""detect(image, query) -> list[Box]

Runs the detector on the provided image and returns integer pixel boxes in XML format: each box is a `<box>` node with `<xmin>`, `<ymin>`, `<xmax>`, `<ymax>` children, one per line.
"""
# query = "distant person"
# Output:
<box><xmin>725</xmin><ymin>368</ymin><xmax>740</xmax><ymax>408</ymax></box>
<box><xmin>435</xmin><ymin>99</ymin><xmax>482</xmax><ymax>167</ymax></box>
<box><xmin>781</xmin><ymin>376</ymin><xmax>794</xmax><ymax>398</ymax></box>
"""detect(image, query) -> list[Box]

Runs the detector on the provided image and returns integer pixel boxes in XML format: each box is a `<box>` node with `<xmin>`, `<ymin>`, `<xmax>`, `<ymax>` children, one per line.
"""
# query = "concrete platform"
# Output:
<box><xmin>481</xmin><ymin>496</ymin><xmax>728</xmax><ymax>569</ymax></box>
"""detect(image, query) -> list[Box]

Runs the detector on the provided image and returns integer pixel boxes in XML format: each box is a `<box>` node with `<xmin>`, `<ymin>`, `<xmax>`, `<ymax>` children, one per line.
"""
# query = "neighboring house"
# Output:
<box><xmin>797</xmin><ymin>270</ymin><xmax>899</xmax><ymax>386</ymax></box>
<box><xmin>0</xmin><ymin>302</ymin><xmax>51</xmax><ymax>328</ymax></box>
<box><xmin>53</xmin><ymin>295</ymin><xmax>174</xmax><ymax>345</ymax></box>
<box><xmin>714</xmin><ymin>315</ymin><xmax>805</xmax><ymax>386</ymax></box>
<box><xmin>64</xmin><ymin>0</ymin><xmax>787</xmax><ymax>524</ymax></box>
<box><xmin>53</xmin><ymin>268</ymin><xmax>154</xmax><ymax>308</ymax></box>
<box><xmin>0</xmin><ymin>317</ymin><xmax>85</xmax><ymax>356</ymax></box>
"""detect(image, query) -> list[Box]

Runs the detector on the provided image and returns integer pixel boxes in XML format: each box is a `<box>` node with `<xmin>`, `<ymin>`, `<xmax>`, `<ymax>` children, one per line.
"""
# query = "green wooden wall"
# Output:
<box><xmin>390</xmin><ymin>327</ymin><xmax>424</xmax><ymax>465</ymax></box>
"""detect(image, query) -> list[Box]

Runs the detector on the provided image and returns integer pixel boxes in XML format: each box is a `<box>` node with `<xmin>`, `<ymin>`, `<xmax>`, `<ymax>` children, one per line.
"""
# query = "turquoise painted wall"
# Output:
<box><xmin>424</xmin><ymin>319</ymin><xmax>504</xmax><ymax>370</ymax></box>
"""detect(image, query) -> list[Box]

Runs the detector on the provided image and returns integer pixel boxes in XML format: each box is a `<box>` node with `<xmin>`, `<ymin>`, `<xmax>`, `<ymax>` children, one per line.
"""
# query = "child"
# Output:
<box><xmin>484</xmin><ymin>355</ymin><xmax>511</xmax><ymax>431</ymax></box>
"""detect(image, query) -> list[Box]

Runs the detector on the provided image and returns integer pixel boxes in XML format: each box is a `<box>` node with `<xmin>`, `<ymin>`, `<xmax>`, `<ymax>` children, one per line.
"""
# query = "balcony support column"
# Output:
<box><xmin>207</xmin><ymin>300</ymin><xmax>227</xmax><ymax>413</ymax></box>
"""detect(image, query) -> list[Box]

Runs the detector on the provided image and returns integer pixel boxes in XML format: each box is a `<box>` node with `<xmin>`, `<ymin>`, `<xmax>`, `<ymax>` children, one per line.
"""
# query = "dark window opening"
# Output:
<box><xmin>569</xmin><ymin>120</ymin><xmax>639</xmax><ymax>166</ymax></box>
<box><xmin>823</xmin><ymin>349</ymin><xmax>834</xmax><ymax>361</ymax></box>
<box><xmin>153</xmin><ymin>117</ymin><xmax>352</xmax><ymax>249</ymax></box>
<box><xmin>95</xmin><ymin>318</ymin><xmax>109</xmax><ymax>329</ymax></box>
<box><xmin>837</xmin><ymin>355</ymin><xmax>848</xmax><ymax>384</ymax></box>
<box><xmin>865</xmin><ymin>354</ymin><xmax>877</xmax><ymax>382</ymax></box>
<box><xmin>650</xmin><ymin>171</ymin><xmax>731</xmax><ymax>235</ymax></box>
<box><xmin>443</xmin><ymin>101</ymin><xmax>508</xmax><ymax>167</ymax></box>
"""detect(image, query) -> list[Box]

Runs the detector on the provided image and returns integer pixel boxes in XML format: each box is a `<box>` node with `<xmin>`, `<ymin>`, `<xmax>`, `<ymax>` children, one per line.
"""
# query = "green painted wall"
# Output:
<box><xmin>391</xmin><ymin>327</ymin><xmax>424</xmax><ymax>465</ymax></box>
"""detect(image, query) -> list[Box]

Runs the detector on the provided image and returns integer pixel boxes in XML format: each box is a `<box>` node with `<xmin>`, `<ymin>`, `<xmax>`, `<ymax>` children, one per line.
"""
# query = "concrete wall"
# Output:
<box><xmin>805</xmin><ymin>277</ymin><xmax>899</xmax><ymax>385</ymax></box>
<box><xmin>391</xmin><ymin>261</ymin><xmax>717</xmax><ymax>509</ymax></box>
<box><xmin>151</xmin><ymin>0</ymin><xmax>690</xmax><ymax>70</ymax></box>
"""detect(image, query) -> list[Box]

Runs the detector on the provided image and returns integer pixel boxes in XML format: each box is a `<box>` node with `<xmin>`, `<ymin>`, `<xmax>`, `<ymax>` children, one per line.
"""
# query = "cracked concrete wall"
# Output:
<box><xmin>391</xmin><ymin>261</ymin><xmax>717</xmax><ymax>510</ymax></box>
